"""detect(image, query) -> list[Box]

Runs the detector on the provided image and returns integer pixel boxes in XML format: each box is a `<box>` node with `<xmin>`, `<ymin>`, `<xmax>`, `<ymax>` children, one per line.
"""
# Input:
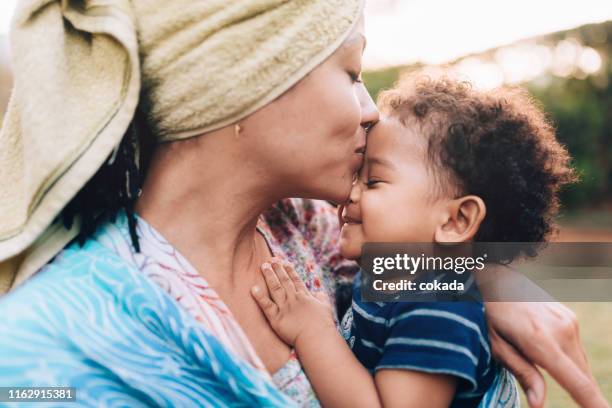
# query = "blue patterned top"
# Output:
<box><xmin>0</xmin><ymin>226</ymin><xmax>295</xmax><ymax>407</ymax></box>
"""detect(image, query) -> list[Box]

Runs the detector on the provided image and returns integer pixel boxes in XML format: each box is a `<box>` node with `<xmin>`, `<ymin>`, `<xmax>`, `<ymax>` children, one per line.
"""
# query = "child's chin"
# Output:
<box><xmin>339</xmin><ymin>240</ymin><xmax>362</xmax><ymax>260</ymax></box>
<box><xmin>339</xmin><ymin>224</ymin><xmax>364</xmax><ymax>259</ymax></box>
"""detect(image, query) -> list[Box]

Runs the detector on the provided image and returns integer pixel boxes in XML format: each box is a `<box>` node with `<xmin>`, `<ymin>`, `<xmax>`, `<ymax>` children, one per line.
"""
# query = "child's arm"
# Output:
<box><xmin>375</xmin><ymin>369</ymin><xmax>456</xmax><ymax>408</ymax></box>
<box><xmin>250</xmin><ymin>260</ymin><xmax>456</xmax><ymax>408</ymax></box>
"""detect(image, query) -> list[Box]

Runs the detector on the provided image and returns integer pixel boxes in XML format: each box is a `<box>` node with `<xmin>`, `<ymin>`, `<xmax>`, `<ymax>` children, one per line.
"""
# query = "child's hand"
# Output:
<box><xmin>250</xmin><ymin>259</ymin><xmax>336</xmax><ymax>347</ymax></box>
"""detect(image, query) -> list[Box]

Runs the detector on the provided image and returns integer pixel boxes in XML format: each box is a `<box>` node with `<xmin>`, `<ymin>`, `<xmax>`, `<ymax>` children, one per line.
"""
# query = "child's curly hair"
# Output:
<box><xmin>378</xmin><ymin>73</ymin><xmax>578</xmax><ymax>259</ymax></box>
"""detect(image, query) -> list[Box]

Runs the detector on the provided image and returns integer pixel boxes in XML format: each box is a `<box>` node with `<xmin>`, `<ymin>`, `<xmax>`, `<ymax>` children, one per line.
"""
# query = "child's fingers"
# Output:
<box><xmin>284</xmin><ymin>263</ymin><xmax>308</xmax><ymax>293</ymax></box>
<box><xmin>261</xmin><ymin>262</ymin><xmax>286</xmax><ymax>305</ymax></box>
<box><xmin>250</xmin><ymin>285</ymin><xmax>279</xmax><ymax>322</ymax></box>
<box><xmin>271</xmin><ymin>260</ymin><xmax>296</xmax><ymax>297</ymax></box>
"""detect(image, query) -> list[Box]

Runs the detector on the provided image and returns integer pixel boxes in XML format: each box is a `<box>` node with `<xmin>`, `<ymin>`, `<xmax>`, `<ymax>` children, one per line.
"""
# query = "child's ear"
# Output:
<box><xmin>434</xmin><ymin>195</ymin><xmax>486</xmax><ymax>243</ymax></box>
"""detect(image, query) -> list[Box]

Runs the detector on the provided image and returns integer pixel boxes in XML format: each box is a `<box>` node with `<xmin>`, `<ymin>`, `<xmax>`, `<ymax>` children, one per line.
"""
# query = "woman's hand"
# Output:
<box><xmin>251</xmin><ymin>260</ymin><xmax>336</xmax><ymax>347</ymax></box>
<box><xmin>486</xmin><ymin>301</ymin><xmax>609</xmax><ymax>408</ymax></box>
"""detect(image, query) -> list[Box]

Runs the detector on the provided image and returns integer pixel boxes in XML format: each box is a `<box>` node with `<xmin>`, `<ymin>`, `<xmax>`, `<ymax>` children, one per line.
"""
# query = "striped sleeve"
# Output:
<box><xmin>376</xmin><ymin>302</ymin><xmax>491</xmax><ymax>393</ymax></box>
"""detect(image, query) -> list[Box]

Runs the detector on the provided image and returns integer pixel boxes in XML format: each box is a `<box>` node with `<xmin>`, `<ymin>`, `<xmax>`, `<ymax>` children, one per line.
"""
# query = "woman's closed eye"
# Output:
<box><xmin>348</xmin><ymin>71</ymin><xmax>363</xmax><ymax>83</ymax></box>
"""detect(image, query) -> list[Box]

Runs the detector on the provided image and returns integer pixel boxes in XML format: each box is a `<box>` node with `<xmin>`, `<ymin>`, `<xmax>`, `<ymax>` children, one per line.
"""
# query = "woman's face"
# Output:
<box><xmin>242</xmin><ymin>16</ymin><xmax>379</xmax><ymax>204</ymax></box>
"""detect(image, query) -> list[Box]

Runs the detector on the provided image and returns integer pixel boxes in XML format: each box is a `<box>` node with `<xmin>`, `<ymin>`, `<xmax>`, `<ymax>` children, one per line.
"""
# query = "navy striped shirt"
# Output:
<box><xmin>340</xmin><ymin>271</ymin><xmax>499</xmax><ymax>408</ymax></box>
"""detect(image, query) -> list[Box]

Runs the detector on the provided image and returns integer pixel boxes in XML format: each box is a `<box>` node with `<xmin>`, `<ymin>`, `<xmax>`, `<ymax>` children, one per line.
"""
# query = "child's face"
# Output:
<box><xmin>339</xmin><ymin>117</ymin><xmax>450</xmax><ymax>259</ymax></box>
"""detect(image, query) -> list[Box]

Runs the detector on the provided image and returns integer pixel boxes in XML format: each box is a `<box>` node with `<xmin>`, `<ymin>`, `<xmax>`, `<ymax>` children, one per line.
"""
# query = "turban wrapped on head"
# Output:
<box><xmin>0</xmin><ymin>0</ymin><xmax>365</xmax><ymax>292</ymax></box>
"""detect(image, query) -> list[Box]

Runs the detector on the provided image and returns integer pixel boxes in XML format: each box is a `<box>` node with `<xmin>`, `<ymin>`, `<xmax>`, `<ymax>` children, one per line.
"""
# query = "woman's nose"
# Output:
<box><xmin>348</xmin><ymin>176</ymin><xmax>362</xmax><ymax>203</ymax></box>
<box><xmin>358</xmin><ymin>83</ymin><xmax>379</xmax><ymax>130</ymax></box>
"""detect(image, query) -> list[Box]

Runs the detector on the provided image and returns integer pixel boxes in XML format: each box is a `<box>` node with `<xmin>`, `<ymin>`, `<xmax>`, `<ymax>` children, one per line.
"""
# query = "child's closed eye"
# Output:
<box><xmin>366</xmin><ymin>179</ymin><xmax>383</xmax><ymax>188</ymax></box>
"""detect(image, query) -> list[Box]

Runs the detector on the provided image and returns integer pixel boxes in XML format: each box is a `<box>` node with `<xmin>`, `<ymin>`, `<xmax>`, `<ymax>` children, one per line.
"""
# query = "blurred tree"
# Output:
<box><xmin>529</xmin><ymin>76</ymin><xmax>611</xmax><ymax>207</ymax></box>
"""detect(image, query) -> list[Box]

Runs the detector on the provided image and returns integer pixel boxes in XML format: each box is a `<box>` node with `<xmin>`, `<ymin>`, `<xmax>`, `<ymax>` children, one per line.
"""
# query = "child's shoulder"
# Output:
<box><xmin>379</xmin><ymin>301</ymin><xmax>494</xmax><ymax>398</ymax></box>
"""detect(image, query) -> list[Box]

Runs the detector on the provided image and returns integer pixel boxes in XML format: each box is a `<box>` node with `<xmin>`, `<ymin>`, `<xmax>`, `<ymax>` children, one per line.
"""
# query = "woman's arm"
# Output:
<box><xmin>476</xmin><ymin>265</ymin><xmax>609</xmax><ymax>408</ymax></box>
<box><xmin>250</xmin><ymin>260</ymin><xmax>456</xmax><ymax>408</ymax></box>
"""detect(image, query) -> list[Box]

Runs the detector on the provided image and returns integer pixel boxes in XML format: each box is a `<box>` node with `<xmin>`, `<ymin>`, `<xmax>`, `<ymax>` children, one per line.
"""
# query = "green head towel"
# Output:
<box><xmin>0</xmin><ymin>0</ymin><xmax>364</xmax><ymax>293</ymax></box>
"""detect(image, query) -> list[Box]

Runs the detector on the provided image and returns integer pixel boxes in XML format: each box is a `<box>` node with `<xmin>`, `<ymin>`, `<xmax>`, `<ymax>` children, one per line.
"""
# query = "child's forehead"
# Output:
<box><xmin>367</xmin><ymin>116</ymin><xmax>427</xmax><ymax>159</ymax></box>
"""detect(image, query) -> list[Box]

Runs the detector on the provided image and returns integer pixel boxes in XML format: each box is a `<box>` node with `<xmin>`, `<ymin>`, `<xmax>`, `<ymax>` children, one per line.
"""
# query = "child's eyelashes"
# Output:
<box><xmin>366</xmin><ymin>179</ymin><xmax>382</xmax><ymax>188</ymax></box>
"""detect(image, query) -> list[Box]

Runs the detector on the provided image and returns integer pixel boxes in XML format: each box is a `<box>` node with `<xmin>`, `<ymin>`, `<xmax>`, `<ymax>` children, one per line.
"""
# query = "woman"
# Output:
<box><xmin>0</xmin><ymin>0</ymin><xmax>605</xmax><ymax>407</ymax></box>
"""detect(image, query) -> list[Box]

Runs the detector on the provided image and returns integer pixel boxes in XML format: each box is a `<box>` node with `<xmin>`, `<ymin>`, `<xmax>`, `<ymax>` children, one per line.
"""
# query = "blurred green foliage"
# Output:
<box><xmin>363</xmin><ymin>22</ymin><xmax>611</xmax><ymax>210</ymax></box>
<box><xmin>529</xmin><ymin>76</ymin><xmax>611</xmax><ymax>209</ymax></box>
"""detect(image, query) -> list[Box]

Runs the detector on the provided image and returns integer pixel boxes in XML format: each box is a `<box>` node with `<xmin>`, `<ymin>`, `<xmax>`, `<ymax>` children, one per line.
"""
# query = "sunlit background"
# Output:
<box><xmin>363</xmin><ymin>0</ymin><xmax>611</xmax><ymax>66</ymax></box>
<box><xmin>361</xmin><ymin>0</ymin><xmax>610</xmax><ymax>91</ymax></box>
<box><xmin>1</xmin><ymin>1</ymin><xmax>611</xmax><ymax>406</ymax></box>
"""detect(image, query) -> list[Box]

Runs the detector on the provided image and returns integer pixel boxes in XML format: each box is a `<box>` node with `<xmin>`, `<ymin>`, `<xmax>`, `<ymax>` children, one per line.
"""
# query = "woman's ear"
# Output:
<box><xmin>434</xmin><ymin>195</ymin><xmax>486</xmax><ymax>243</ymax></box>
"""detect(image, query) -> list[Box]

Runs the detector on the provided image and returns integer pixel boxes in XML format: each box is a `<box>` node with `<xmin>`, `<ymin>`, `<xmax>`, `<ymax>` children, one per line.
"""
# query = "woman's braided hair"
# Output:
<box><xmin>59</xmin><ymin>108</ymin><xmax>155</xmax><ymax>252</ymax></box>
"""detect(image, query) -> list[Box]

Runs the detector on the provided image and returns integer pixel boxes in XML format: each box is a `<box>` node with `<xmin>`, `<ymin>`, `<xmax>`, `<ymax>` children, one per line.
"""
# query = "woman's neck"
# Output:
<box><xmin>134</xmin><ymin>128</ymin><xmax>282</xmax><ymax>291</ymax></box>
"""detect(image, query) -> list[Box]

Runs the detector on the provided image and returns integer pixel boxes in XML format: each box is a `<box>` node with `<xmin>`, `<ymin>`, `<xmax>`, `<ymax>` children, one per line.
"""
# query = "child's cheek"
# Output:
<box><xmin>360</xmin><ymin>191</ymin><xmax>389</xmax><ymax>241</ymax></box>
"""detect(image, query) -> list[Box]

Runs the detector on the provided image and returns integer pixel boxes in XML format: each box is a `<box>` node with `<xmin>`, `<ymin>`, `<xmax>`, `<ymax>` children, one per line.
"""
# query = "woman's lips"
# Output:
<box><xmin>341</xmin><ymin>207</ymin><xmax>361</xmax><ymax>225</ymax></box>
<box><xmin>342</xmin><ymin>216</ymin><xmax>361</xmax><ymax>225</ymax></box>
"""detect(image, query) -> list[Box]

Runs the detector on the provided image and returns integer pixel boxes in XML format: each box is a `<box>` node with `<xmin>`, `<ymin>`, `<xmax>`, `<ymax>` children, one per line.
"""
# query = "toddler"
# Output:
<box><xmin>250</xmin><ymin>74</ymin><xmax>576</xmax><ymax>408</ymax></box>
